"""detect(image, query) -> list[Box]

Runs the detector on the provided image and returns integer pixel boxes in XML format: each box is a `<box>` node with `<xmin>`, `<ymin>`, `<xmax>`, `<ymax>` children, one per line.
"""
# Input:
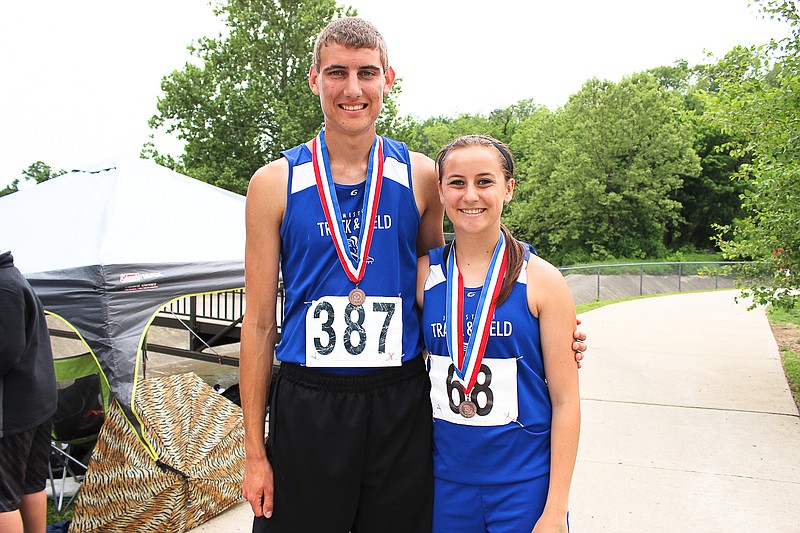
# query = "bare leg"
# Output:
<box><xmin>20</xmin><ymin>491</ymin><xmax>47</xmax><ymax>533</ymax></box>
<box><xmin>0</xmin><ymin>510</ymin><xmax>24</xmax><ymax>533</ymax></box>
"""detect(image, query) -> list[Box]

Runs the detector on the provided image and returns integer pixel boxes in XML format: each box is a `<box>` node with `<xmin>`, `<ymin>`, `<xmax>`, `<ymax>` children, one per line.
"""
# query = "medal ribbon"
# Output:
<box><xmin>312</xmin><ymin>129</ymin><xmax>385</xmax><ymax>284</ymax></box>
<box><xmin>445</xmin><ymin>233</ymin><xmax>508</xmax><ymax>394</ymax></box>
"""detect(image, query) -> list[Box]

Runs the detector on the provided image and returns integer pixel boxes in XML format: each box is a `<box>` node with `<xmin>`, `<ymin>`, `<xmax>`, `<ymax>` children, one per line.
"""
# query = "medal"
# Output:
<box><xmin>445</xmin><ymin>234</ymin><xmax>508</xmax><ymax>396</ymax></box>
<box><xmin>458</xmin><ymin>400</ymin><xmax>477</xmax><ymax>418</ymax></box>
<box><xmin>312</xmin><ymin>129</ymin><xmax>384</xmax><ymax>298</ymax></box>
<box><xmin>348</xmin><ymin>287</ymin><xmax>366</xmax><ymax>306</ymax></box>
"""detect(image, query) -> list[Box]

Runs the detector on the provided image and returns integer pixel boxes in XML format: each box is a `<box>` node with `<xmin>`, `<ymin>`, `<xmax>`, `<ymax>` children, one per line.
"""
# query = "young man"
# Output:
<box><xmin>241</xmin><ymin>17</ymin><xmax>441</xmax><ymax>532</ymax></box>
<box><xmin>240</xmin><ymin>17</ymin><xmax>585</xmax><ymax>533</ymax></box>
<box><xmin>0</xmin><ymin>251</ymin><xmax>58</xmax><ymax>533</ymax></box>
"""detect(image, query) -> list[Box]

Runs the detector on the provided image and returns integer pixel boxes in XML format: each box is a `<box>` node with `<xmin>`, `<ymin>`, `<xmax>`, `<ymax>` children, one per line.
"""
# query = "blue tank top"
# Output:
<box><xmin>277</xmin><ymin>137</ymin><xmax>423</xmax><ymax>369</ymax></box>
<box><xmin>422</xmin><ymin>244</ymin><xmax>552</xmax><ymax>484</ymax></box>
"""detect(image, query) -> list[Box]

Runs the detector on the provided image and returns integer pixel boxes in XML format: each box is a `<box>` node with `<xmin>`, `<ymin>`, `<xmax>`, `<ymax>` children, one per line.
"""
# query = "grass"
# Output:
<box><xmin>562</xmin><ymin>250</ymin><xmax>725</xmax><ymax>268</ymax></box>
<box><xmin>562</xmin><ymin>253</ymin><xmax>736</xmax><ymax>276</ymax></box>
<box><xmin>574</xmin><ymin>291</ymin><xmax>685</xmax><ymax>314</ymax></box>
<box><xmin>46</xmin><ymin>499</ymin><xmax>74</xmax><ymax>525</ymax></box>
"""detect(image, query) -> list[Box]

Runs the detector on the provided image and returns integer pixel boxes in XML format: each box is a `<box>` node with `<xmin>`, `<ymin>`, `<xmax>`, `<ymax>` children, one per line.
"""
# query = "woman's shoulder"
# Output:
<box><xmin>525</xmin><ymin>251</ymin><xmax>568</xmax><ymax>288</ymax></box>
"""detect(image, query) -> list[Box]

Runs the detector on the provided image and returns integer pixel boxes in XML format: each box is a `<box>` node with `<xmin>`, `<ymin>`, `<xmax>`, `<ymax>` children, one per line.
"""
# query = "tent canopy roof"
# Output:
<box><xmin>0</xmin><ymin>157</ymin><xmax>245</xmax><ymax>275</ymax></box>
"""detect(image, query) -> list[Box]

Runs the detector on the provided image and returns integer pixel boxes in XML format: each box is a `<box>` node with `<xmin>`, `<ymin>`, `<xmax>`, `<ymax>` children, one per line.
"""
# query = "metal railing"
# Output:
<box><xmin>559</xmin><ymin>261</ymin><xmax>750</xmax><ymax>306</ymax></box>
<box><xmin>164</xmin><ymin>289</ymin><xmax>246</xmax><ymax>323</ymax></box>
<box><xmin>153</xmin><ymin>262</ymin><xmax>752</xmax><ymax>353</ymax></box>
<box><xmin>158</xmin><ymin>262</ymin><xmax>750</xmax><ymax>318</ymax></box>
<box><xmin>150</xmin><ymin>286</ymin><xmax>286</xmax><ymax>366</ymax></box>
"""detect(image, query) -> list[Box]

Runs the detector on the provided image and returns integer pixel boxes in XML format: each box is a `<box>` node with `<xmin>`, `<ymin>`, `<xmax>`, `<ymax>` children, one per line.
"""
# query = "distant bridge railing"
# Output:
<box><xmin>153</xmin><ymin>262</ymin><xmax>754</xmax><ymax>354</ymax></box>
<box><xmin>559</xmin><ymin>261</ymin><xmax>753</xmax><ymax>306</ymax></box>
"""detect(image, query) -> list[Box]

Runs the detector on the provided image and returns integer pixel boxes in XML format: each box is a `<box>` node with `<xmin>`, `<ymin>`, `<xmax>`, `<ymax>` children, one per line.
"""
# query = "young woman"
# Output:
<box><xmin>417</xmin><ymin>135</ymin><xmax>581</xmax><ymax>532</ymax></box>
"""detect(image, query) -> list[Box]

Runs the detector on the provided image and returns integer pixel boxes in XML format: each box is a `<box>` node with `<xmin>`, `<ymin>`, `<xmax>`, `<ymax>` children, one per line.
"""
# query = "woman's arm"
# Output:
<box><xmin>527</xmin><ymin>255</ymin><xmax>581</xmax><ymax>532</ymax></box>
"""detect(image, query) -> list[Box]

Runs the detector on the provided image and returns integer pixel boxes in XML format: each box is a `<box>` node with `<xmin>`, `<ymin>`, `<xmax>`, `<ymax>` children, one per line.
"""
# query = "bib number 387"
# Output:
<box><xmin>306</xmin><ymin>296</ymin><xmax>402</xmax><ymax>367</ymax></box>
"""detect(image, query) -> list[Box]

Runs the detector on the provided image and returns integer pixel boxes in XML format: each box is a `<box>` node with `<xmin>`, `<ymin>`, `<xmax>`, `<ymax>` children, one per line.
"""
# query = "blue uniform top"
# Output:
<box><xmin>422</xmin><ymin>243</ymin><xmax>553</xmax><ymax>484</ymax></box>
<box><xmin>277</xmin><ymin>137</ymin><xmax>423</xmax><ymax>369</ymax></box>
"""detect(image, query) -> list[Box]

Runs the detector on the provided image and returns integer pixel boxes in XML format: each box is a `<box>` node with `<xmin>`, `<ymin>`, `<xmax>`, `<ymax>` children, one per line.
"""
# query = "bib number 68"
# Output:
<box><xmin>447</xmin><ymin>363</ymin><xmax>494</xmax><ymax>416</ymax></box>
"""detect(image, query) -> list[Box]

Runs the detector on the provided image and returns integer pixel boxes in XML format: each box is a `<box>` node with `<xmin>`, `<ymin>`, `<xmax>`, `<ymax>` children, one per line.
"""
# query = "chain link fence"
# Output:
<box><xmin>559</xmin><ymin>262</ymin><xmax>752</xmax><ymax>306</ymax></box>
<box><xmin>160</xmin><ymin>262</ymin><xmax>755</xmax><ymax>322</ymax></box>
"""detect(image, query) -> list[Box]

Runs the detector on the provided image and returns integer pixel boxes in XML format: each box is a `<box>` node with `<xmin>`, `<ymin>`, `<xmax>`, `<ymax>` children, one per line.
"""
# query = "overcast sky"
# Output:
<box><xmin>0</xmin><ymin>0</ymin><xmax>788</xmax><ymax>188</ymax></box>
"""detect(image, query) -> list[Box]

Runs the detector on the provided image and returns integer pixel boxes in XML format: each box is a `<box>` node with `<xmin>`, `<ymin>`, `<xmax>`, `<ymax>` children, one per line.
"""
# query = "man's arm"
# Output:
<box><xmin>410</xmin><ymin>151</ymin><xmax>445</xmax><ymax>256</ymax></box>
<box><xmin>240</xmin><ymin>158</ymin><xmax>287</xmax><ymax>519</ymax></box>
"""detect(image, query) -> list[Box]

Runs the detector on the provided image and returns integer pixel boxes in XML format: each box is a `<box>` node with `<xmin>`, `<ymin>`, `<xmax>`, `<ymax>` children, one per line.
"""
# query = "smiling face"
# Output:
<box><xmin>309</xmin><ymin>42</ymin><xmax>395</xmax><ymax>138</ymax></box>
<box><xmin>438</xmin><ymin>145</ymin><xmax>515</xmax><ymax>237</ymax></box>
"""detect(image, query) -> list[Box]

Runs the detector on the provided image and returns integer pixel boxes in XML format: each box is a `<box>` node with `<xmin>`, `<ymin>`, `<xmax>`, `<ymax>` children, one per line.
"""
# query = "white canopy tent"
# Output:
<box><xmin>0</xmin><ymin>157</ymin><xmax>246</xmax><ymax>454</ymax></box>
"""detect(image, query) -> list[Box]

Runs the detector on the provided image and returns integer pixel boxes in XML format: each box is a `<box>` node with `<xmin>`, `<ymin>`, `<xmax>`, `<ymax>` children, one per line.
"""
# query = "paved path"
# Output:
<box><xmin>570</xmin><ymin>290</ymin><xmax>800</xmax><ymax>531</ymax></box>
<box><xmin>195</xmin><ymin>290</ymin><xmax>800</xmax><ymax>531</ymax></box>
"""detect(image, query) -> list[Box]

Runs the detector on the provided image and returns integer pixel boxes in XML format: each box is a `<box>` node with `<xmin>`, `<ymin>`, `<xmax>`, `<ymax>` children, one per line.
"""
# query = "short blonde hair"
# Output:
<box><xmin>313</xmin><ymin>17</ymin><xmax>389</xmax><ymax>71</ymax></box>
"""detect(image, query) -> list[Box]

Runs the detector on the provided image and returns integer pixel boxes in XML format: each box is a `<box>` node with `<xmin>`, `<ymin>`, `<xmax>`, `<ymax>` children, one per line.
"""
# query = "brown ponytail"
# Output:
<box><xmin>496</xmin><ymin>224</ymin><xmax>525</xmax><ymax>307</ymax></box>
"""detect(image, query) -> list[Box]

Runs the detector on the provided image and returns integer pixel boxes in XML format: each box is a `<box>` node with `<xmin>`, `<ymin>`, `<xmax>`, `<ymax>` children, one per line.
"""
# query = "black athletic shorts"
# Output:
<box><xmin>0</xmin><ymin>421</ymin><xmax>52</xmax><ymax>512</ymax></box>
<box><xmin>253</xmin><ymin>355</ymin><xmax>433</xmax><ymax>533</ymax></box>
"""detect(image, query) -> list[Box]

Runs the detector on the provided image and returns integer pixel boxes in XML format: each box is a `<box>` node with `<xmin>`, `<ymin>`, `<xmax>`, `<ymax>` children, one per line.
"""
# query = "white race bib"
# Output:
<box><xmin>429</xmin><ymin>354</ymin><xmax>518</xmax><ymax>426</ymax></box>
<box><xmin>306</xmin><ymin>296</ymin><xmax>403</xmax><ymax>367</ymax></box>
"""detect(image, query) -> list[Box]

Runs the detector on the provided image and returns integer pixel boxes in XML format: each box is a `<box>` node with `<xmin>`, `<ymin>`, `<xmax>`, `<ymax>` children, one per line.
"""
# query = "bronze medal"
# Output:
<box><xmin>458</xmin><ymin>400</ymin><xmax>477</xmax><ymax>419</ymax></box>
<box><xmin>348</xmin><ymin>287</ymin><xmax>366</xmax><ymax>306</ymax></box>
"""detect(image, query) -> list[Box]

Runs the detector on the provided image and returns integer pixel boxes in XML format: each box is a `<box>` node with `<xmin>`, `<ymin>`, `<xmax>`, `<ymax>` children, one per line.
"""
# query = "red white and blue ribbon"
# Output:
<box><xmin>312</xmin><ymin>129</ymin><xmax>384</xmax><ymax>284</ymax></box>
<box><xmin>445</xmin><ymin>233</ymin><xmax>508</xmax><ymax>394</ymax></box>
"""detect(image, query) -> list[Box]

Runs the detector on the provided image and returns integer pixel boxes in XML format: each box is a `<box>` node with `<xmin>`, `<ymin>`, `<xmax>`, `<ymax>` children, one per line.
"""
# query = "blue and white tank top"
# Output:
<box><xmin>422</xmin><ymin>243</ymin><xmax>552</xmax><ymax>484</ymax></box>
<box><xmin>276</xmin><ymin>137</ymin><xmax>423</xmax><ymax>369</ymax></box>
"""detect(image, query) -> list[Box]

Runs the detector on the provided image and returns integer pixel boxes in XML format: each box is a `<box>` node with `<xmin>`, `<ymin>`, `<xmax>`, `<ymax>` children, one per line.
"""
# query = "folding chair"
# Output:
<box><xmin>48</xmin><ymin>352</ymin><xmax>111</xmax><ymax>512</ymax></box>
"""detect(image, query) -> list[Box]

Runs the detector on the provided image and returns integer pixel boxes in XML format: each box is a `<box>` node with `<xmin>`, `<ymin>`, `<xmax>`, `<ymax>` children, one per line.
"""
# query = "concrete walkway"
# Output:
<box><xmin>570</xmin><ymin>290</ymin><xmax>800</xmax><ymax>531</ymax></box>
<box><xmin>195</xmin><ymin>290</ymin><xmax>800</xmax><ymax>531</ymax></box>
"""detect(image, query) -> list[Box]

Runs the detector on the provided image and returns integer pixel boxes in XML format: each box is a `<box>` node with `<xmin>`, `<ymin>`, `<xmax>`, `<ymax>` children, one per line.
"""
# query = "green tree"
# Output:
<box><xmin>508</xmin><ymin>74</ymin><xmax>701</xmax><ymax>265</ymax></box>
<box><xmin>707</xmin><ymin>0</ymin><xmax>800</xmax><ymax>308</ymax></box>
<box><xmin>399</xmin><ymin>101</ymin><xmax>544</xmax><ymax>233</ymax></box>
<box><xmin>150</xmin><ymin>0</ymin><xmax>403</xmax><ymax>194</ymax></box>
<box><xmin>0</xmin><ymin>161</ymin><xmax>66</xmax><ymax>197</ymax></box>
<box><xmin>404</xmin><ymin>114</ymin><xmax>493</xmax><ymax>158</ymax></box>
<box><xmin>401</xmin><ymin>99</ymin><xmax>543</xmax><ymax>158</ymax></box>
<box><xmin>676</xmin><ymin>113</ymin><xmax>747</xmax><ymax>249</ymax></box>
<box><xmin>485</xmin><ymin>99</ymin><xmax>542</xmax><ymax>142</ymax></box>
<box><xmin>647</xmin><ymin>56</ymin><xmax>754</xmax><ymax>250</ymax></box>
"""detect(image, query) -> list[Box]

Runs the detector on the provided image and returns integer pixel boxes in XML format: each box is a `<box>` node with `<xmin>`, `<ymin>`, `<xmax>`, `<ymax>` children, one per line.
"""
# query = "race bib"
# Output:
<box><xmin>306</xmin><ymin>296</ymin><xmax>403</xmax><ymax>367</ymax></box>
<box><xmin>429</xmin><ymin>354</ymin><xmax>518</xmax><ymax>426</ymax></box>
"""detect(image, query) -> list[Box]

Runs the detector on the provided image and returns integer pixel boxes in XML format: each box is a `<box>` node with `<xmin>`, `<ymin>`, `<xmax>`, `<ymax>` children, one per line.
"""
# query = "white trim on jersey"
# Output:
<box><xmin>383</xmin><ymin>157</ymin><xmax>410</xmax><ymax>189</ymax></box>
<box><xmin>291</xmin><ymin>161</ymin><xmax>316</xmax><ymax>194</ymax></box>
<box><xmin>517</xmin><ymin>259</ymin><xmax>528</xmax><ymax>284</ymax></box>
<box><xmin>425</xmin><ymin>263</ymin><xmax>446</xmax><ymax>290</ymax></box>
<box><xmin>290</xmin><ymin>156</ymin><xmax>409</xmax><ymax>195</ymax></box>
